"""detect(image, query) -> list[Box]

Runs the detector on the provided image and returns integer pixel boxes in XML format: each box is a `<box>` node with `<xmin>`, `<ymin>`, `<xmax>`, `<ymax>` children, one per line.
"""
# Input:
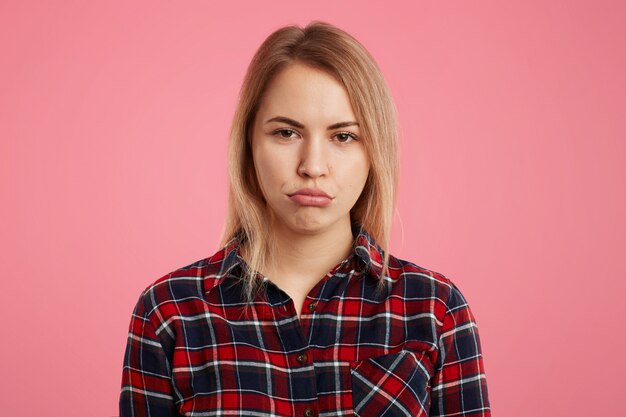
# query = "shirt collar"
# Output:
<box><xmin>202</xmin><ymin>222</ymin><xmax>385</xmax><ymax>296</ymax></box>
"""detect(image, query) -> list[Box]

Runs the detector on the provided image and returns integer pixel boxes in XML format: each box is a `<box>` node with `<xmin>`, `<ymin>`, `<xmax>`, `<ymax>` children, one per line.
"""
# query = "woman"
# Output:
<box><xmin>120</xmin><ymin>21</ymin><xmax>491</xmax><ymax>417</ymax></box>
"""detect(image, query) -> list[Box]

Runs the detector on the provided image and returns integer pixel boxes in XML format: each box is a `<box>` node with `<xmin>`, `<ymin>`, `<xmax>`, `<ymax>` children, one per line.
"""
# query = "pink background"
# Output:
<box><xmin>1</xmin><ymin>1</ymin><xmax>625</xmax><ymax>416</ymax></box>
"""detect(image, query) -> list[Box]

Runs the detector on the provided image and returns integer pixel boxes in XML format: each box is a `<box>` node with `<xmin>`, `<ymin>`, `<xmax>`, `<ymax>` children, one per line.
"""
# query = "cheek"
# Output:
<box><xmin>253</xmin><ymin>148</ymin><xmax>283</xmax><ymax>193</ymax></box>
<box><xmin>349</xmin><ymin>152</ymin><xmax>371</xmax><ymax>186</ymax></box>
<box><xmin>341</xmin><ymin>160</ymin><xmax>370</xmax><ymax>195</ymax></box>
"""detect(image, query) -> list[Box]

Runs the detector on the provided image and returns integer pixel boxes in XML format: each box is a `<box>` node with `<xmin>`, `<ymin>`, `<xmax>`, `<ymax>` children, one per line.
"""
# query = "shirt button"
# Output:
<box><xmin>303</xmin><ymin>408</ymin><xmax>316</xmax><ymax>417</ymax></box>
<box><xmin>296</xmin><ymin>353</ymin><xmax>308</xmax><ymax>364</ymax></box>
<box><xmin>308</xmin><ymin>302</ymin><xmax>318</xmax><ymax>312</ymax></box>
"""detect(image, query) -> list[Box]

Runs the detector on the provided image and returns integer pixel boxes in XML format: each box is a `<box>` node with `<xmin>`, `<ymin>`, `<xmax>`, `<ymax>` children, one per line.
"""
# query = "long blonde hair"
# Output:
<box><xmin>220</xmin><ymin>21</ymin><xmax>399</xmax><ymax>301</ymax></box>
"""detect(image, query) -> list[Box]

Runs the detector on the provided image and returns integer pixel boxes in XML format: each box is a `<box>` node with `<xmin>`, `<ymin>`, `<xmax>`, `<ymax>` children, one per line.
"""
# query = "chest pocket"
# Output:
<box><xmin>350</xmin><ymin>350</ymin><xmax>434</xmax><ymax>417</ymax></box>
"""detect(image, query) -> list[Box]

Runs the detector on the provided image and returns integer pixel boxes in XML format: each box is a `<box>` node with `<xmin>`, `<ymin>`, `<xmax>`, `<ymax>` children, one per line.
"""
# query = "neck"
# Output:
<box><xmin>271</xmin><ymin>218</ymin><xmax>355</xmax><ymax>273</ymax></box>
<box><xmin>249</xmin><ymin>216</ymin><xmax>354</xmax><ymax>299</ymax></box>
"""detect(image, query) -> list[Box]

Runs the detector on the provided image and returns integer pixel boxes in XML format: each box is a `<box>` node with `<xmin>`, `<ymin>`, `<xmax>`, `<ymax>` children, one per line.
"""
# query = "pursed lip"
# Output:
<box><xmin>288</xmin><ymin>188</ymin><xmax>333</xmax><ymax>198</ymax></box>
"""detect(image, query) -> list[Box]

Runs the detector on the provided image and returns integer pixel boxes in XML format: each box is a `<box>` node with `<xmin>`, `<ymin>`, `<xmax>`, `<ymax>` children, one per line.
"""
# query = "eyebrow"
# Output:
<box><xmin>264</xmin><ymin>116</ymin><xmax>359</xmax><ymax>130</ymax></box>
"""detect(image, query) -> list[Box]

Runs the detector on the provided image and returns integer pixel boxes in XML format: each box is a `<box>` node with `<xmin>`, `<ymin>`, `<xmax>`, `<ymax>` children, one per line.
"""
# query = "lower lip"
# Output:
<box><xmin>288</xmin><ymin>194</ymin><xmax>332</xmax><ymax>207</ymax></box>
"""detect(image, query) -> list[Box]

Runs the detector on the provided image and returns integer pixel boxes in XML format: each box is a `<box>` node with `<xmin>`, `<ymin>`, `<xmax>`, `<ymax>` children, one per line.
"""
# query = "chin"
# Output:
<box><xmin>289</xmin><ymin>212</ymin><xmax>346</xmax><ymax>235</ymax></box>
<box><xmin>291</xmin><ymin>218</ymin><xmax>325</xmax><ymax>234</ymax></box>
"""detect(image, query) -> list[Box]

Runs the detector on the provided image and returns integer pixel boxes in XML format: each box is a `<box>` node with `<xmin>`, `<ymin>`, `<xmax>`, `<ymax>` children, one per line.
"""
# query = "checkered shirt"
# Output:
<box><xmin>120</xmin><ymin>225</ymin><xmax>491</xmax><ymax>416</ymax></box>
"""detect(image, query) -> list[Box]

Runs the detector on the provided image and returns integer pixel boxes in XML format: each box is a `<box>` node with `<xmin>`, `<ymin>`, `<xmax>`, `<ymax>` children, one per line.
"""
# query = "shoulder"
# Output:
<box><xmin>135</xmin><ymin>258</ymin><xmax>208</xmax><ymax>312</ymax></box>
<box><xmin>137</xmin><ymin>246</ymin><xmax>233</xmax><ymax>314</ymax></box>
<box><xmin>383</xmin><ymin>253</ymin><xmax>465</xmax><ymax>313</ymax></box>
<box><xmin>386</xmin><ymin>253</ymin><xmax>452</xmax><ymax>291</ymax></box>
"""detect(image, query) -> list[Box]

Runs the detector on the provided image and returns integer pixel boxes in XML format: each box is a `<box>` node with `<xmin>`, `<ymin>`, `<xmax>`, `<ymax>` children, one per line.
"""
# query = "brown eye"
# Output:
<box><xmin>335</xmin><ymin>132</ymin><xmax>357</xmax><ymax>143</ymax></box>
<box><xmin>274</xmin><ymin>129</ymin><xmax>298</xmax><ymax>139</ymax></box>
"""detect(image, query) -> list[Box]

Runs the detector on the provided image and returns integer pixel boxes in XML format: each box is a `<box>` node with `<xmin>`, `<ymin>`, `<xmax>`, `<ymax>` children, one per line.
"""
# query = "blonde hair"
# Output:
<box><xmin>220</xmin><ymin>21</ymin><xmax>399</xmax><ymax>301</ymax></box>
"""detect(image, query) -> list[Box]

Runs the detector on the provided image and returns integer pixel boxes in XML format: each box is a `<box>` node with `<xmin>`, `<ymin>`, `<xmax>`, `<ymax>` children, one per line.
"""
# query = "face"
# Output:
<box><xmin>250</xmin><ymin>63</ymin><xmax>370</xmax><ymax>236</ymax></box>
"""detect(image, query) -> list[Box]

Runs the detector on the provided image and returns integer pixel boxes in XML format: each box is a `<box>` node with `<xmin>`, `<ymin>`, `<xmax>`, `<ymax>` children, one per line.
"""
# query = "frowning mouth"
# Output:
<box><xmin>288</xmin><ymin>194</ymin><xmax>333</xmax><ymax>206</ymax></box>
<box><xmin>288</xmin><ymin>188</ymin><xmax>333</xmax><ymax>207</ymax></box>
<box><xmin>288</xmin><ymin>188</ymin><xmax>331</xmax><ymax>198</ymax></box>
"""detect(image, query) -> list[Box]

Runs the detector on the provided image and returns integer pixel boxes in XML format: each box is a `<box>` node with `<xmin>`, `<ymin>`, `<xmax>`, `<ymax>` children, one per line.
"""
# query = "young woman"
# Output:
<box><xmin>120</xmin><ymin>21</ymin><xmax>491</xmax><ymax>417</ymax></box>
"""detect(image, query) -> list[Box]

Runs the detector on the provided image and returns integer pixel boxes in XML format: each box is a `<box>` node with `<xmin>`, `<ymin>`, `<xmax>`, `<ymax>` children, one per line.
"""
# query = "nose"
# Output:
<box><xmin>297</xmin><ymin>136</ymin><xmax>330</xmax><ymax>178</ymax></box>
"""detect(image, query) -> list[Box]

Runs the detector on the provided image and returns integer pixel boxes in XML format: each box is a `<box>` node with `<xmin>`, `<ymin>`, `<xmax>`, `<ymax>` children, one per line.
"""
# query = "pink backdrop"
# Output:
<box><xmin>2</xmin><ymin>1</ymin><xmax>625</xmax><ymax>416</ymax></box>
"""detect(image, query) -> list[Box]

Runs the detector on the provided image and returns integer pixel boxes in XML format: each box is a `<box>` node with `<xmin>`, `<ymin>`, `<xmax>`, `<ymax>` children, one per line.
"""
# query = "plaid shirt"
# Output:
<box><xmin>120</xmin><ymin>225</ymin><xmax>490</xmax><ymax>416</ymax></box>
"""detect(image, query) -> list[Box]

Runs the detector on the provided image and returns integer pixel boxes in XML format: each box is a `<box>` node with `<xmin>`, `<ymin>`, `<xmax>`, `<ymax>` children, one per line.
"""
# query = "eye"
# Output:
<box><xmin>334</xmin><ymin>132</ymin><xmax>358</xmax><ymax>143</ymax></box>
<box><xmin>272</xmin><ymin>128</ymin><xmax>299</xmax><ymax>140</ymax></box>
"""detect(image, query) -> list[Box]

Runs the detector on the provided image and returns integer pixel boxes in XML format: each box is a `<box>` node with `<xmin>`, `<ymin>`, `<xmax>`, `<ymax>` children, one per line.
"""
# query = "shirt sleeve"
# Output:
<box><xmin>429</xmin><ymin>282</ymin><xmax>491</xmax><ymax>416</ymax></box>
<box><xmin>119</xmin><ymin>291</ymin><xmax>178</xmax><ymax>416</ymax></box>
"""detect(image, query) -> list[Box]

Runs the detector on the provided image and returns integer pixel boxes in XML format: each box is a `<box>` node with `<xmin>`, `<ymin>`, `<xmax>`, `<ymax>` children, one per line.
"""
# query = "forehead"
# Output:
<box><xmin>257</xmin><ymin>63</ymin><xmax>356</xmax><ymax>122</ymax></box>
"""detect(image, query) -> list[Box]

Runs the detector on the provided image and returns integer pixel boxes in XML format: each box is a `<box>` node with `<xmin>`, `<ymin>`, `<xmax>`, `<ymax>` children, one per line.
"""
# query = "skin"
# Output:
<box><xmin>250</xmin><ymin>62</ymin><xmax>371</xmax><ymax>317</ymax></box>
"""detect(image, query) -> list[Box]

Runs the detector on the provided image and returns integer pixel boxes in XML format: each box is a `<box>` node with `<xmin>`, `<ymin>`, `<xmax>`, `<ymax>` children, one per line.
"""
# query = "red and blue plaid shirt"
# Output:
<box><xmin>120</xmin><ymin>225</ymin><xmax>491</xmax><ymax>416</ymax></box>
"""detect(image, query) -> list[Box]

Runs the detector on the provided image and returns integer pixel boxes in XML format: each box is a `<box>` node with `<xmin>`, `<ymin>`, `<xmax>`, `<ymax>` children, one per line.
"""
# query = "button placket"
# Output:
<box><xmin>276</xmin><ymin>299</ymin><xmax>295</xmax><ymax>318</ymax></box>
<box><xmin>296</xmin><ymin>353</ymin><xmax>308</xmax><ymax>364</ymax></box>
